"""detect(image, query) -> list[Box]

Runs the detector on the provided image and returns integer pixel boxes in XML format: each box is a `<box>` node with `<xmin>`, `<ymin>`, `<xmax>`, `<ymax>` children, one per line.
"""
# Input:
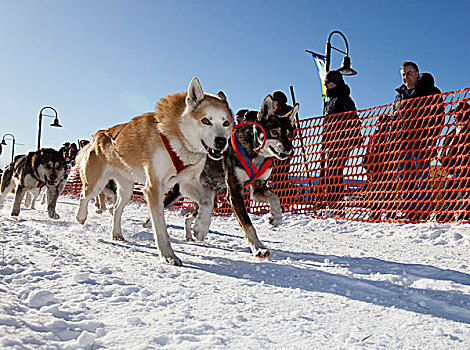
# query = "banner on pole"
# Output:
<box><xmin>309</xmin><ymin>52</ymin><xmax>327</xmax><ymax>98</ymax></box>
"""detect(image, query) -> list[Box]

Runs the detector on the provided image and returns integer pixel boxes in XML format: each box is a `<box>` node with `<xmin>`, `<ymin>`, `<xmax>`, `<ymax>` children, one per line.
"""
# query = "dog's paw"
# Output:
<box><xmin>162</xmin><ymin>256</ymin><xmax>182</xmax><ymax>266</ymax></box>
<box><xmin>48</xmin><ymin>212</ymin><xmax>60</xmax><ymax>220</ymax></box>
<box><xmin>192</xmin><ymin>228</ymin><xmax>208</xmax><ymax>241</ymax></box>
<box><xmin>76</xmin><ymin>215</ymin><xmax>87</xmax><ymax>225</ymax></box>
<box><xmin>267</xmin><ymin>213</ymin><xmax>281</xmax><ymax>227</ymax></box>
<box><xmin>254</xmin><ymin>248</ymin><xmax>271</xmax><ymax>259</ymax></box>
<box><xmin>10</xmin><ymin>211</ymin><xmax>20</xmax><ymax>217</ymax></box>
<box><xmin>192</xmin><ymin>220</ymin><xmax>210</xmax><ymax>241</ymax></box>
<box><xmin>184</xmin><ymin>235</ymin><xmax>195</xmax><ymax>242</ymax></box>
<box><xmin>112</xmin><ymin>233</ymin><xmax>126</xmax><ymax>241</ymax></box>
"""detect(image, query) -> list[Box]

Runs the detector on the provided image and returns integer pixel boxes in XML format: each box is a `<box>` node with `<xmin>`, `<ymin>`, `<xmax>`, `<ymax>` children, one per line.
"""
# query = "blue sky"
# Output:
<box><xmin>0</xmin><ymin>0</ymin><xmax>468</xmax><ymax>167</ymax></box>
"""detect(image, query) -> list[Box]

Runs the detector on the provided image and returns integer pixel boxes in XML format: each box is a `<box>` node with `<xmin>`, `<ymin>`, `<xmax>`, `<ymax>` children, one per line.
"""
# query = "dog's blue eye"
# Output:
<box><xmin>201</xmin><ymin>118</ymin><xmax>211</xmax><ymax>125</ymax></box>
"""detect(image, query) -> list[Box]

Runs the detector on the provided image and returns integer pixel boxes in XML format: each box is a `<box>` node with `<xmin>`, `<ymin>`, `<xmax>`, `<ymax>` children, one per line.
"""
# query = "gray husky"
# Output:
<box><xmin>162</xmin><ymin>95</ymin><xmax>298</xmax><ymax>259</ymax></box>
<box><xmin>0</xmin><ymin>149</ymin><xmax>67</xmax><ymax>219</ymax></box>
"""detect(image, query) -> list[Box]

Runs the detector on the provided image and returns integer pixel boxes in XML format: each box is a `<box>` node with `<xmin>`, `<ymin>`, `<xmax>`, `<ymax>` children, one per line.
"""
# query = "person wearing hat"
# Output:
<box><xmin>319</xmin><ymin>70</ymin><xmax>362</xmax><ymax>213</ymax></box>
<box><xmin>59</xmin><ymin>142</ymin><xmax>71</xmax><ymax>160</ymax></box>
<box><xmin>272</xmin><ymin>91</ymin><xmax>292</xmax><ymax>115</ymax></box>
<box><xmin>323</xmin><ymin>70</ymin><xmax>356</xmax><ymax>115</ymax></box>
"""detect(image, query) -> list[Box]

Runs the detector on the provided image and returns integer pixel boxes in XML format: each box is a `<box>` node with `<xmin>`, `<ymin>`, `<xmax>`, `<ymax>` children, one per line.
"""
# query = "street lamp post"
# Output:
<box><xmin>1</xmin><ymin>133</ymin><xmax>16</xmax><ymax>161</ymax></box>
<box><xmin>306</xmin><ymin>30</ymin><xmax>357</xmax><ymax>76</ymax></box>
<box><xmin>324</xmin><ymin>30</ymin><xmax>357</xmax><ymax>75</ymax></box>
<box><xmin>38</xmin><ymin>106</ymin><xmax>62</xmax><ymax>150</ymax></box>
<box><xmin>306</xmin><ymin>30</ymin><xmax>357</xmax><ymax>110</ymax></box>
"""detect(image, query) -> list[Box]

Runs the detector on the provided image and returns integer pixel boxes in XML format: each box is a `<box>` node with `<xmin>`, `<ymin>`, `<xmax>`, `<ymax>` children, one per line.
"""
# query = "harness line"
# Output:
<box><xmin>160</xmin><ymin>134</ymin><xmax>189</xmax><ymax>173</ymax></box>
<box><xmin>231</xmin><ymin>122</ymin><xmax>272</xmax><ymax>188</ymax></box>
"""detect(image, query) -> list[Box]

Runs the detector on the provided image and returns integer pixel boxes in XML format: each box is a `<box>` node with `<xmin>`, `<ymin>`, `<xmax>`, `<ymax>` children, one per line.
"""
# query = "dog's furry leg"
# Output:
<box><xmin>46</xmin><ymin>186</ymin><xmax>60</xmax><ymax>219</ymax></box>
<box><xmin>76</xmin><ymin>148</ymin><xmax>107</xmax><ymax>225</ymax></box>
<box><xmin>145</xmin><ymin>181</ymin><xmax>182</xmax><ymax>266</ymax></box>
<box><xmin>24</xmin><ymin>188</ymin><xmax>41</xmax><ymax>209</ymax></box>
<box><xmin>251</xmin><ymin>180</ymin><xmax>282</xmax><ymax>226</ymax></box>
<box><xmin>11</xmin><ymin>185</ymin><xmax>27</xmax><ymax>217</ymax></box>
<box><xmin>30</xmin><ymin>191</ymin><xmax>38</xmax><ymax>209</ymax></box>
<box><xmin>227</xmin><ymin>181</ymin><xmax>270</xmax><ymax>259</ymax></box>
<box><xmin>179</xmin><ymin>180</ymin><xmax>215</xmax><ymax>241</ymax></box>
<box><xmin>143</xmin><ymin>184</ymin><xmax>182</xmax><ymax>229</ymax></box>
<box><xmin>111</xmin><ymin>178</ymin><xmax>133</xmax><ymax>241</ymax></box>
<box><xmin>184</xmin><ymin>207</ymin><xmax>197</xmax><ymax>241</ymax></box>
<box><xmin>191</xmin><ymin>193</ymin><xmax>215</xmax><ymax>241</ymax></box>
<box><xmin>24</xmin><ymin>191</ymin><xmax>33</xmax><ymax>209</ymax></box>
<box><xmin>41</xmin><ymin>189</ymin><xmax>47</xmax><ymax>205</ymax></box>
<box><xmin>95</xmin><ymin>193</ymin><xmax>106</xmax><ymax>214</ymax></box>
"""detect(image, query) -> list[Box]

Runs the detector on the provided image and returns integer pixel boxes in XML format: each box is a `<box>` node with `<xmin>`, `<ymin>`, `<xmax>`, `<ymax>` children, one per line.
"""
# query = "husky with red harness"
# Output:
<box><xmin>75</xmin><ymin>78</ymin><xmax>233</xmax><ymax>266</ymax></box>
<box><xmin>164</xmin><ymin>95</ymin><xmax>298</xmax><ymax>259</ymax></box>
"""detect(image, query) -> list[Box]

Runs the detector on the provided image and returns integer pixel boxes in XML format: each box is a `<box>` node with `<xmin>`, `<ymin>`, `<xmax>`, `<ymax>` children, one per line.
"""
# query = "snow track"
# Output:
<box><xmin>1</xmin><ymin>194</ymin><xmax>470</xmax><ymax>349</ymax></box>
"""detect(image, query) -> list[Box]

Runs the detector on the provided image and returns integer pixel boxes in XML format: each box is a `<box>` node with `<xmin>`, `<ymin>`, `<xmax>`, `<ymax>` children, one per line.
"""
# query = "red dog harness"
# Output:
<box><xmin>231</xmin><ymin>122</ymin><xmax>272</xmax><ymax>188</ymax></box>
<box><xmin>160</xmin><ymin>134</ymin><xmax>189</xmax><ymax>173</ymax></box>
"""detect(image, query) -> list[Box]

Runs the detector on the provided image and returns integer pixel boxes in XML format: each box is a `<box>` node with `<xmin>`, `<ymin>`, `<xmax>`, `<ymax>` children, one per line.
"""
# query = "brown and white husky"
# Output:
<box><xmin>75</xmin><ymin>78</ymin><xmax>234</xmax><ymax>266</ymax></box>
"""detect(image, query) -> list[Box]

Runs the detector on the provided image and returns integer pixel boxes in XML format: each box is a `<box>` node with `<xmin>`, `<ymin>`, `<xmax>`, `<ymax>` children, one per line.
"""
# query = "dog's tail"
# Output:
<box><xmin>76</xmin><ymin>128</ymin><xmax>116</xmax><ymax>170</ymax></box>
<box><xmin>91</xmin><ymin>129</ymin><xmax>116</xmax><ymax>156</ymax></box>
<box><xmin>1</xmin><ymin>162</ymin><xmax>14</xmax><ymax>193</ymax></box>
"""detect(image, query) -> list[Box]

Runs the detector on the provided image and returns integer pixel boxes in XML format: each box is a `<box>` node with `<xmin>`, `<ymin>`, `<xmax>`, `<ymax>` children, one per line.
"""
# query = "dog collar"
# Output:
<box><xmin>160</xmin><ymin>134</ymin><xmax>189</xmax><ymax>173</ymax></box>
<box><xmin>38</xmin><ymin>182</ymin><xmax>46</xmax><ymax>189</ymax></box>
<box><xmin>231</xmin><ymin>122</ymin><xmax>272</xmax><ymax>188</ymax></box>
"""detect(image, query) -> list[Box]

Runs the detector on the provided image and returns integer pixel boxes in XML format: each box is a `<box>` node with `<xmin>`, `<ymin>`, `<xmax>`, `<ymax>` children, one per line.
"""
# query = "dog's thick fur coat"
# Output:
<box><xmin>0</xmin><ymin>149</ymin><xmax>67</xmax><ymax>219</ymax></box>
<box><xmin>76</xmin><ymin>78</ymin><xmax>233</xmax><ymax>266</ymax></box>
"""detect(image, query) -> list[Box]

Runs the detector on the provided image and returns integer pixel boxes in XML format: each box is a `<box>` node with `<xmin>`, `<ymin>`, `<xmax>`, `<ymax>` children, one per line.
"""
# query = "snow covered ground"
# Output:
<box><xmin>1</xmin><ymin>193</ymin><xmax>470</xmax><ymax>349</ymax></box>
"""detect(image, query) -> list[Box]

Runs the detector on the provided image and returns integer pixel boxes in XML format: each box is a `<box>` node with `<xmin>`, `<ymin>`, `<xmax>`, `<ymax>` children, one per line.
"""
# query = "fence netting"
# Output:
<box><xmin>63</xmin><ymin>88</ymin><xmax>470</xmax><ymax>223</ymax></box>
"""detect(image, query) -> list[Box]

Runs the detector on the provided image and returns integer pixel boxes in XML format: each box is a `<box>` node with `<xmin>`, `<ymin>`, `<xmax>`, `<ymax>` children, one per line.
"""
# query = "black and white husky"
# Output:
<box><xmin>162</xmin><ymin>95</ymin><xmax>298</xmax><ymax>258</ymax></box>
<box><xmin>0</xmin><ymin>149</ymin><xmax>67</xmax><ymax>219</ymax></box>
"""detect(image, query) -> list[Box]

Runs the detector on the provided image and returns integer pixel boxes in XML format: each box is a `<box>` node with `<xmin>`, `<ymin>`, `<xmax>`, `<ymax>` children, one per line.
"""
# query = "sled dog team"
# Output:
<box><xmin>0</xmin><ymin>78</ymin><xmax>299</xmax><ymax>266</ymax></box>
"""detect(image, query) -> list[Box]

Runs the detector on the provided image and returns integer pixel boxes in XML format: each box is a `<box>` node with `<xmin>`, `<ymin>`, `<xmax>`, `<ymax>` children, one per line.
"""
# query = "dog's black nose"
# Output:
<box><xmin>49</xmin><ymin>174</ymin><xmax>56</xmax><ymax>181</ymax></box>
<box><xmin>214</xmin><ymin>137</ymin><xmax>227</xmax><ymax>150</ymax></box>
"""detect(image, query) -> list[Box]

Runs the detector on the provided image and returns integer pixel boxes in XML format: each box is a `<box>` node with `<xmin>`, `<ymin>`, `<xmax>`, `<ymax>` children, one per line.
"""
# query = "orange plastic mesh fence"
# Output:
<box><xmin>63</xmin><ymin>88</ymin><xmax>470</xmax><ymax>223</ymax></box>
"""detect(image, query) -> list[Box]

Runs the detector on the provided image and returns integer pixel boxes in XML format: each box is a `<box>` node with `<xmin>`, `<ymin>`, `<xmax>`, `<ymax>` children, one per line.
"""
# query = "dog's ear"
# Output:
<box><xmin>216</xmin><ymin>91</ymin><xmax>226</xmax><ymax>102</ymax></box>
<box><xmin>284</xmin><ymin>103</ymin><xmax>299</xmax><ymax>123</ymax></box>
<box><xmin>257</xmin><ymin>94</ymin><xmax>274</xmax><ymax>121</ymax></box>
<box><xmin>186</xmin><ymin>77</ymin><xmax>205</xmax><ymax>109</ymax></box>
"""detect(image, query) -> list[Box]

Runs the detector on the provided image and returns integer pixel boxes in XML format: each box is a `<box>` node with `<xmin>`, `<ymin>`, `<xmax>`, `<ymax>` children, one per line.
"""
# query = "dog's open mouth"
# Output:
<box><xmin>201</xmin><ymin>140</ymin><xmax>223</xmax><ymax>160</ymax></box>
<box><xmin>269</xmin><ymin>146</ymin><xmax>290</xmax><ymax>160</ymax></box>
<box><xmin>44</xmin><ymin>176</ymin><xmax>57</xmax><ymax>187</ymax></box>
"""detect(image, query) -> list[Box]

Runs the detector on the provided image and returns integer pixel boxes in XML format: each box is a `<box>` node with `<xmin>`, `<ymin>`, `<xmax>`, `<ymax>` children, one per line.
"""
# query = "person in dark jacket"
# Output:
<box><xmin>323</xmin><ymin>71</ymin><xmax>356</xmax><ymax>115</ymax></box>
<box><xmin>319</xmin><ymin>70</ymin><xmax>362</xmax><ymax>212</ymax></box>
<box><xmin>393</xmin><ymin>61</ymin><xmax>444</xmax><ymax>221</ymax></box>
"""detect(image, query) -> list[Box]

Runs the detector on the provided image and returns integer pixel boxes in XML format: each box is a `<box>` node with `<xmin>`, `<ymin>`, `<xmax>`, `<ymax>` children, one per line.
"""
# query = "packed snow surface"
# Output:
<box><xmin>1</xmin><ymin>194</ymin><xmax>470</xmax><ymax>349</ymax></box>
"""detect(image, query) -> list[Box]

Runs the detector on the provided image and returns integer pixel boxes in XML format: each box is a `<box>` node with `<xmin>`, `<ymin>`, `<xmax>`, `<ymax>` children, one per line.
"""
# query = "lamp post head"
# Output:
<box><xmin>338</xmin><ymin>56</ymin><xmax>357</xmax><ymax>76</ymax></box>
<box><xmin>50</xmin><ymin>117</ymin><xmax>62</xmax><ymax>128</ymax></box>
<box><xmin>1</xmin><ymin>139</ymin><xmax>6</xmax><ymax>146</ymax></box>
